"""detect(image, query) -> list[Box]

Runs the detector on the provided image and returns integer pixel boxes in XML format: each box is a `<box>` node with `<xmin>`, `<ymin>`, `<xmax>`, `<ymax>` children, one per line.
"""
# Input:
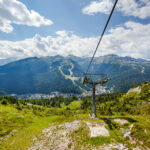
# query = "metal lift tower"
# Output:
<box><xmin>83</xmin><ymin>74</ymin><xmax>110</xmax><ymax>118</ymax></box>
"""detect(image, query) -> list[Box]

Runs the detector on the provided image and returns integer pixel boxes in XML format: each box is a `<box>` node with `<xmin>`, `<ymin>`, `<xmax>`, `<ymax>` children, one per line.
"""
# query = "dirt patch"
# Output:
<box><xmin>121</xmin><ymin>124</ymin><xmax>133</xmax><ymax>141</ymax></box>
<box><xmin>127</xmin><ymin>87</ymin><xmax>141</xmax><ymax>94</ymax></box>
<box><xmin>114</xmin><ymin>119</ymin><xmax>129</xmax><ymax>125</ymax></box>
<box><xmin>98</xmin><ymin>143</ymin><xmax>128</xmax><ymax>150</ymax></box>
<box><xmin>29</xmin><ymin>120</ymin><xmax>136</xmax><ymax>150</ymax></box>
<box><xmin>28</xmin><ymin>120</ymin><xmax>81</xmax><ymax>150</ymax></box>
<box><xmin>28</xmin><ymin>120</ymin><xmax>110</xmax><ymax>150</ymax></box>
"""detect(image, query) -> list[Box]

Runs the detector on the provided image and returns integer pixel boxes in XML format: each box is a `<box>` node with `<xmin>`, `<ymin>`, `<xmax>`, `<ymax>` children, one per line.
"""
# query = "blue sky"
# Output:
<box><xmin>0</xmin><ymin>0</ymin><xmax>150</xmax><ymax>60</ymax></box>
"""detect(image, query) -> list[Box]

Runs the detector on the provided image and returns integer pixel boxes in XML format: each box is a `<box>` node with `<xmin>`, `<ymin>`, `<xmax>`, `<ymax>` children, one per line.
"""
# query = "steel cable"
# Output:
<box><xmin>85</xmin><ymin>0</ymin><xmax>118</xmax><ymax>74</ymax></box>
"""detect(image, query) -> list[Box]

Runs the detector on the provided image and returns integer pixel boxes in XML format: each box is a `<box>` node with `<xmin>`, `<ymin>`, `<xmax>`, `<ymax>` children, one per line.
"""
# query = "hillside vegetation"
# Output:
<box><xmin>0</xmin><ymin>81</ymin><xmax>150</xmax><ymax>149</ymax></box>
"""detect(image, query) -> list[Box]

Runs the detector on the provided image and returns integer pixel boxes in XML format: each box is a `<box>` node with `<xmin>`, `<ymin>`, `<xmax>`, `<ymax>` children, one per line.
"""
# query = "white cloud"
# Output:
<box><xmin>0</xmin><ymin>0</ymin><xmax>53</xmax><ymax>33</ymax></box>
<box><xmin>0</xmin><ymin>31</ymin><xmax>98</xmax><ymax>59</ymax></box>
<box><xmin>82</xmin><ymin>0</ymin><xmax>113</xmax><ymax>15</ymax></box>
<box><xmin>101</xmin><ymin>21</ymin><xmax>150</xmax><ymax>59</ymax></box>
<box><xmin>0</xmin><ymin>21</ymin><xmax>150</xmax><ymax>60</ymax></box>
<box><xmin>82</xmin><ymin>0</ymin><xmax>150</xmax><ymax>19</ymax></box>
<box><xmin>118</xmin><ymin>0</ymin><xmax>150</xmax><ymax>19</ymax></box>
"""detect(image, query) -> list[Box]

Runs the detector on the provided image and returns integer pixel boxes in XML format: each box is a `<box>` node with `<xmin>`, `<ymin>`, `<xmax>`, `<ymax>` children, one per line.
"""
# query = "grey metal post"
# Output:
<box><xmin>91</xmin><ymin>83</ymin><xmax>97</xmax><ymax>118</ymax></box>
<box><xmin>83</xmin><ymin>74</ymin><xmax>110</xmax><ymax>119</ymax></box>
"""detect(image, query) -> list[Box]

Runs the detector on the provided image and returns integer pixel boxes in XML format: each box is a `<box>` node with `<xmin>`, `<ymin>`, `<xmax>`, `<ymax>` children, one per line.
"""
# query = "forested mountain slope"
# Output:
<box><xmin>0</xmin><ymin>55</ymin><xmax>150</xmax><ymax>94</ymax></box>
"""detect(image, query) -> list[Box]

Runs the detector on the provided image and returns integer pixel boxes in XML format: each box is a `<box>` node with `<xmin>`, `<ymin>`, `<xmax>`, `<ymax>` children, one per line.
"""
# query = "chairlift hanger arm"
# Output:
<box><xmin>83</xmin><ymin>74</ymin><xmax>110</xmax><ymax>85</ymax></box>
<box><xmin>83</xmin><ymin>73</ymin><xmax>107</xmax><ymax>85</ymax></box>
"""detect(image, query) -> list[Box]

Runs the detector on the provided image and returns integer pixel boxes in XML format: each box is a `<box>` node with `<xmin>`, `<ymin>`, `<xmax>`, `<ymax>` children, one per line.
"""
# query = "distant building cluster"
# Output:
<box><xmin>5</xmin><ymin>86</ymin><xmax>114</xmax><ymax>100</ymax></box>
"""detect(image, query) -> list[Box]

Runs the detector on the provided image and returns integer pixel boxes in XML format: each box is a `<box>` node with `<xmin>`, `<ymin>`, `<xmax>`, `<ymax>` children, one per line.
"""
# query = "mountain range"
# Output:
<box><xmin>0</xmin><ymin>54</ymin><xmax>150</xmax><ymax>94</ymax></box>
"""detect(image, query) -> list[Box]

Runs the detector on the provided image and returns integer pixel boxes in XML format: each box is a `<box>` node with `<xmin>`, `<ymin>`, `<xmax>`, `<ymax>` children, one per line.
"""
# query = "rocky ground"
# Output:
<box><xmin>28</xmin><ymin>119</ymin><xmax>149</xmax><ymax>150</ymax></box>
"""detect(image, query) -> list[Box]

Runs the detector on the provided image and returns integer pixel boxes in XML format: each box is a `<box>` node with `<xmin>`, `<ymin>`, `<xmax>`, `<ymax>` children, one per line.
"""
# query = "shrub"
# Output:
<box><xmin>1</xmin><ymin>99</ymin><xmax>8</xmax><ymax>105</ymax></box>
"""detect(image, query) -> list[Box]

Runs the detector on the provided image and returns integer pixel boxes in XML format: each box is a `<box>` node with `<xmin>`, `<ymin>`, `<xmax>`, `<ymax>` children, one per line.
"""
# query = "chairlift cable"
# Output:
<box><xmin>85</xmin><ymin>0</ymin><xmax>118</xmax><ymax>74</ymax></box>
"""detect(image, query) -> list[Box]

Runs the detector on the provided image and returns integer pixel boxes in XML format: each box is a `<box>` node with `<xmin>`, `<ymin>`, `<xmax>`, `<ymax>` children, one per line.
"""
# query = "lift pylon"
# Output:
<box><xmin>83</xmin><ymin>74</ymin><xmax>110</xmax><ymax>118</ymax></box>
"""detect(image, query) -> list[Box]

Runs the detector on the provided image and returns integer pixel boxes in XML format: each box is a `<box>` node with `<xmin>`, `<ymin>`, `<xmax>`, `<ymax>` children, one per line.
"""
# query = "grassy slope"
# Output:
<box><xmin>0</xmin><ymin>82</ymin><xmax>150</xmax><ymax>149</ymax></box>
<box><xmin>97</xmin><ymin>82</ymin><xmax>150</xmax><ymax>148</ymax></box>
<box><xmin>75</xmin><ymin>82</ymin><xmax>150</xmax><ymax>148</ymax></box>
<box><xmin>0</xmin><ymin>104</ymin><xmax>150</xmax><ymax>149</ymax></box>
<box><xmin>0</xmin><ymin>104</ymin><xmax>64</xmax><ymax>150</ymax></box>
<box><xmin>0</xmin><ymin>100</ymin><xmax>87</xmax><ymax>150</ymax></box>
